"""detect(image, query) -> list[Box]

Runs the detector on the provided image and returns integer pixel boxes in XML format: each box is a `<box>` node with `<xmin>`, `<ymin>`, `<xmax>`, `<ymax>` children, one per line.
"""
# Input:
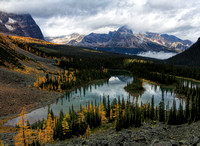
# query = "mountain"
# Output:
<box><xmin>145</xmin><ymin>32</ymin><xmax>192</xmax><ymax>51</ymax></box>
<box><xmin>46</xmin><ymin>26</ymin><xmax>192</xmax><ymax>57</ymax></box>
<box><xmin>167</xmin><ymin>37</ymin><xmax>200</xmax><ymax>67</ymax></box>
<box><xmin>78</xmin><ymin>26</ymin><xmax>167</xmax><ymax>52</ymax></box>
<box><xmin>78</xmin><ymin>26</ymin><xmax>192</xmax><ymax>53</ymax></box>
<box><xmin>0</xmin><ymin>11</ymin><xmax>44</xmax><ymax>40</ymax></box>
<box><xmin>45</xmin><ymin>33</ymin><xmax>85</xmax><ymax>45</ymax></box>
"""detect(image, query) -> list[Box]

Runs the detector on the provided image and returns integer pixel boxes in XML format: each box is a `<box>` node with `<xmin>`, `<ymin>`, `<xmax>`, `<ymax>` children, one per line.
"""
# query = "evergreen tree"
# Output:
<box><xmin>185</xmin><ymin>95</ymin><xmax>190</xmax><ymax>122</ymax></box>
<box><xmin>177</xmin><ymin>101</ymin><xmax>184</xmax><ymax>124</ymax></box>
<box><xmin>135</xmin><ymin>103</ymin><xmax>141</xmax><ymax>127</ymax></box>
<box><xmin>107</xmin><ymin>96</ymin><xmax>110</xmax><ymax>118</ymax></box>
<box><xmin>150</xmin><ymin>96</ymin><xmax>154</xmax><ymax>120</ymax></box>
<box><xmin>159</xmin><ymin>93</ymin><xmax>165</xmax><ymax>122</ymax></box>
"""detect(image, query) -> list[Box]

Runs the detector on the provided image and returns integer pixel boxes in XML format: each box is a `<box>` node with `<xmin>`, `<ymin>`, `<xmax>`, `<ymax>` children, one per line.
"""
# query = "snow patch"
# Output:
<box><xmin>137</xmin><ymin>51</ymin><xmax>178</xmax><ymax>59</ymax></box>
<box><xmin>8</xmin><ymin>17</ymin><xmax>17</xmax><ymax>24</ymax></box>
<box><xmin>109</xmin><ymin>76</ymin><xmax>120</xmax><ymax>82</ymax></box>
<box><xmin>5</xmin><ymin>24</ymin><xmax>15</xmax><ymax>31</ymax></box>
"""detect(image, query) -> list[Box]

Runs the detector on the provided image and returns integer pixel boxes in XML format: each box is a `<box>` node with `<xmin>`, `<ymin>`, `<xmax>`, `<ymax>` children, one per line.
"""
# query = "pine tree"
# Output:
<box><xmin>172</xmin><ymin>98</ymin><xmax>177</xmax><ymax>124</ymax></box>
<box><xmin>159</xmin><ymin>93</ymin><xmax>165</xmax><ymax>122</ymax></box>
<box><xmin>107</xmin><ymin>96</ymin><xmax>110</xmax><ymax>118</ymax></box>
<box><xmin>177</xmin><ymin>101</ymin><xmax>184</xmax><ymax>124</ymax></box>
<box><xmin>114</xmin><ymin>104</ymin><xmax>121</xmax><ymax>131</ymax></box>
<box><xmin>190</xmin><ymin>95</ymin><xmax>196</xmax><ymax>122</ymax></box>
<box><xmin>150</xmin><ymin>96</ymin><xmax>154</xmax><ymax>120</ymax></box>
<box><xmin>155</xmin><ymin>106</ymin><xmax>158</xmax><ymax>120</ymax></box>
<box><xmin>167</xmin><ymin>108</ymin><xmax>173</xmax><ymax>125</ymax></box>
<box><xmin>185</xmin><ymin>95</ymin><xmax>190</xmax><ymax>122</ymax></box>
<box><xmin>135</xmin><ymin>102</ymin><xmax>141</xmax><ymax>127</ymax></box>
<box><xmin>110</xmin><ymin>109</ymin><xmax>113</xmax><ymax>121</ymax></box>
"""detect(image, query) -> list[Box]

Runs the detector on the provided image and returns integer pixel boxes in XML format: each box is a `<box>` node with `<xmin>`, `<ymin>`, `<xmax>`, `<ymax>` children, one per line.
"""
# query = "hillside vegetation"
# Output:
<box><xmin>167</xmin><ymin>38</ymin><xmax>200</xmax><ymax>67</ymax></box>
<box><xmin>1</xmin><ymin>34</ymin><xmax>200</xmax><ymax>146</ymax></box>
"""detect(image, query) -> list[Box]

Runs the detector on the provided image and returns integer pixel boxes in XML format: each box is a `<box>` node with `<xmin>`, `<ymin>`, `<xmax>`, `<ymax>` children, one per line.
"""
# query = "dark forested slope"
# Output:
<box><xmin>167</xmin><ymin>38</ymin><xmax>200</xmax><ymax>67</ymax></box>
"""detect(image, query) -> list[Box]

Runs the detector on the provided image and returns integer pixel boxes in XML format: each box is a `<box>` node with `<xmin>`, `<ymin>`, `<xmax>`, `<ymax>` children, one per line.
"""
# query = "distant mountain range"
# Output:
<box><xmin>0</xmin><ymin>11</ymin><xmax>44</xmax><ymax>40</ymax></box>
<box><xmin>167</xmin><ymin>37</ymin><xmax>200</xmax><ymax>67</ymax></box>
<box><xmin>46</xmin><ymin>26</ymin><xmax>192</xmax><ymax>54</ymax></box>
<box><xmin>0</xmin><ymin>11</ymin><xmax>193</xmax><ymax>59</ymax></box>
<box><xmin>46</xmin><ymin>33</ymin><xmax>85</xmax><ymax>45</ymax></box>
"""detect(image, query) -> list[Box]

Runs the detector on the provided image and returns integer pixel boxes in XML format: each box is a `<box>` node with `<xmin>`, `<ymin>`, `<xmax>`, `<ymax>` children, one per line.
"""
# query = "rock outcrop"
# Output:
<box><xmin>0</xmin><ymin>11</ymin><xmax>44</xmax><ymax>40</ymax></box>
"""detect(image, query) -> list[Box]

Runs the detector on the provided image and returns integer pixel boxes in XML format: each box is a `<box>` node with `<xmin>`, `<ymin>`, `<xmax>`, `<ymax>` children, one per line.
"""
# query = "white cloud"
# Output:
<box><xmin>137</xmin><ymin>51</ymin><xmax>177</xmax><ymax>59</ymax></box>
<box><xmin>0</xmin><ymin>0</ymin><xmax>200</xmax><ymax>41</ymax></box>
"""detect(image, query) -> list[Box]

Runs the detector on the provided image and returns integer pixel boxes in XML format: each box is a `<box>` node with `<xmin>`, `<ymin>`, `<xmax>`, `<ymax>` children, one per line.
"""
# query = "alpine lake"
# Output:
<box><xmin>4</xmin><ymin>71</ymin><xmax>200</xmax><ymax>126</ymax></box>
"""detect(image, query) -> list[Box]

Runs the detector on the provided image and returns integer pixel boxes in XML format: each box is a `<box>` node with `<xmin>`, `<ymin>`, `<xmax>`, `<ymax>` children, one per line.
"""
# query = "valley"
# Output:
<box><xmin>1</xmin><ymin>33</ymin><xmax>200</xmax><ymax>145</ymax></box>
<box><xmin>0</xmin><ymin>7</ymin><xmax>200</xmax><ymax>146</ymax></box>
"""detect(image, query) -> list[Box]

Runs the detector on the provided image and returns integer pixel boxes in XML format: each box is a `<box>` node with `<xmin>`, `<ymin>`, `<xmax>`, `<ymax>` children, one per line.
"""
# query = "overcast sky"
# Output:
<box><xmin>0</xmin><ymin>0</ymin><xmax>200</xmax><ymax>41</ymax></box>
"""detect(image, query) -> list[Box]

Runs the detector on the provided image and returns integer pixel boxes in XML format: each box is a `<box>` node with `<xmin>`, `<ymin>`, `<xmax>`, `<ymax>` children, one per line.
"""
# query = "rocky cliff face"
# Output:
<box><xmin>0</xmin><ymin>11</ymin><xmax>44</xmax><ymax>40</ymax></box>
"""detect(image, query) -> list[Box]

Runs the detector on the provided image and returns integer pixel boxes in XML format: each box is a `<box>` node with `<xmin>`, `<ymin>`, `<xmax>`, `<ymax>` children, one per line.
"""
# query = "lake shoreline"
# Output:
<box><xmin>1</xmin><ymin>70</ymin><xmax>200</xmax><ymax>145</ymax></box>
<box><xmin>142</xmin><ymin>79</ymin><xmax>176</xmax><ymax>89</ymax></box>
<box><xmin>0</xmin><ymin>77</ymin><xmax>110</xmax><ymax>125</ymax></box>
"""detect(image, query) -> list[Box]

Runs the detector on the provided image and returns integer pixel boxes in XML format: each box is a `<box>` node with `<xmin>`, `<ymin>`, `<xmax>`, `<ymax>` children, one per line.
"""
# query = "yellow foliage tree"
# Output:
<box><xmin>110</xmin><ymin>109</ymin><xmax>113</xmax><ymax>120</ymax></box>
<box><xmin>37</xmin><ymin>129</ymin><xmax>45</xmax><ymax>145</ymax></box>
<box><xmin>99</xmin><ymin>103</ymin><xmax>107</xmax><ymax>125</ymax></box>
<box><xmin>44</xmin><ymin>113</ymin><xmax>54</xmax><ymax>143</ymax></box>
<box><xmin>85</xmin><ymin>125</ymin><xmax>91</xmax><ymax>139</ymax></box>
<box><xmin>78</xmin><ymin>112</ymin><xmax>85</xmax><ymax>123</ymax></box>
<box><xmin>0</xmin><ymin>139</ymin><xmax>4</xmax><ymax>146</ymax></box>
<box><xmin>113</xmin><ymin>104</ymin><xmax>120</xmax><ymax>119</ymax></box>
<box><xmin>14</xmin><ymin>107</ymin><xmax>31</xmax><ymax>146</ymax></box>
<box><xmin>62</xmin><ymin>113</ymin><xmax>70</xmax><ymax>135</ymax></box>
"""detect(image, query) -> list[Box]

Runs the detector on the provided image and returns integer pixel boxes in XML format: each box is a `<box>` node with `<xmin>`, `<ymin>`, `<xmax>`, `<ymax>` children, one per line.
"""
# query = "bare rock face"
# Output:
<box><xmin>0</xmin><ymin>11</ymin><xmax>44</xmax><ymax>40</ymax></box>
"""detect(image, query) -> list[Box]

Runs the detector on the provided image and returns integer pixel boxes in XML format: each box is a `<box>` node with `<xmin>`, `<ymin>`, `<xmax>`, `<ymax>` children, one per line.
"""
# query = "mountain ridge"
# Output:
<box><xmin>46</xmin><ymin>26</ymin><xmax>192</xmax><ymax>53</ymax></box>
<box><xmin>0</xmin><ymin>11</ymin><xmax>44</xmax><ymax>40</ymax></box>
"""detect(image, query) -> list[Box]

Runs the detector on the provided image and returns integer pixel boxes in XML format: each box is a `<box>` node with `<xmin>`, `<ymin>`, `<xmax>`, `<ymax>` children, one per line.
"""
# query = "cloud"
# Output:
<box><xmin>0</xmin><ymin>0</ymin><xmax>200</xmax><ymax>41</ymax></box>
<box><xmin>137</xmin><ymin>51</ymin><xmax>177</xmax><ymax>59</ymax></box>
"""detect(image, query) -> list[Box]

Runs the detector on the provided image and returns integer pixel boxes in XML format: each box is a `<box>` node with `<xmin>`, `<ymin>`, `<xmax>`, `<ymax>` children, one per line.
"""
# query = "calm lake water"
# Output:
<box><xmin>5</xmin><ymin>71</ymin><xmax>198</xmax><ymax>126</ymax></box>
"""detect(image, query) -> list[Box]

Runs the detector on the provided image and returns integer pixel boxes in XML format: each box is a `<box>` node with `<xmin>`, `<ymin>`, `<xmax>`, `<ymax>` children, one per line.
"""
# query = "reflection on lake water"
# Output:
<box><xmin>5</xmin><ymin>72</ymin><xmax>198</xmax><ymax>126</ymax></box>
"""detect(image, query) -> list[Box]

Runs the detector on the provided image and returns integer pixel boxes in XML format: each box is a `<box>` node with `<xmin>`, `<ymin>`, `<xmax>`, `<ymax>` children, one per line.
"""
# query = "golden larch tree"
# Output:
<box><xmin>99</xmin><ymin>103</ymin><xmax>107</xmax><ymax>125</ymax></box>
<box><xmin>44</xmin><ymin>113</ymin><xmax>55</xmax><ymax>143</ymax></box>
<box><xmin>85</xmin><ymin>125</ymin><xmax>91</xmax><ymax>139</ymax></box>
<box><xmin>14</xmin><ymin>107</ymin><xmax>31</xmax><ymax>146</ymax></box>
<box><xmin>0</xmin><ymin>139</ymin><xmax>4</xmax><ymax>146</ymax></box>
<box><xmin>62</xmin><ymin>113</ymin><xmax>70</xmax><ymax>135</ymax></box>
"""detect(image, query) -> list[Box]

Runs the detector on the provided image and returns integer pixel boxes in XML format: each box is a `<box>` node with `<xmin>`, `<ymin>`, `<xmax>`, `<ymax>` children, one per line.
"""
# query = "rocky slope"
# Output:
<box><xmin>46</xmin><ymin>121</ymin><xmax>200</xmax><ymax>146</ymax></box>
<box><xmin>0</xmin><ymin>11</ymin><xmax>44</xmax><ymax>40</ymax></box>
<box><xmin>145</xmin><ymin>32</ymin><xmax>192</xmax><ymax>51</ymax></box>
